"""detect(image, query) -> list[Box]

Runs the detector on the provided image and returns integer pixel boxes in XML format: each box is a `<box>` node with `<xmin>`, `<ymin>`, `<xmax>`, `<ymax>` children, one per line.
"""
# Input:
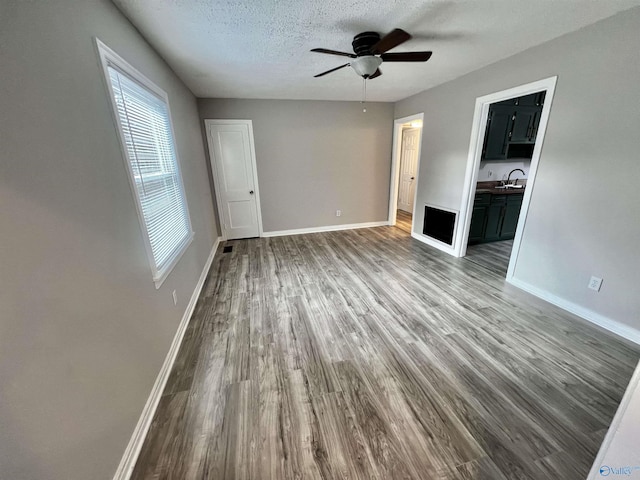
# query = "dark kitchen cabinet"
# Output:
<box><xmin>496</xmin><ymin>92</ymin><xmax>545</xmax><ymax>107</ymax></box>
<box><xmin>483</xmin><ymin>106</ymin><xmax>513</xmax><ymax>160</ymax></box>
<box><xmin>482</xmin><ymin>91</ymin><xmax>546</xmax><ymax>160</ymax></box>
<box><xmin>510</xmin><ymin>106</ymin><xmax>540</xmax><ymax>144</ymax></box>
<box><xmin>501</xmin><ymin>195</ymin><xmax>524</xmax><ymax>239</ymax></box>
<box><xmin>468</xmin><ymin>193</ymin><xmax>491</xmax><ymax>243</ymax></box>
<box><xmin>529</xmin><ymin>108</ymin><xmax>542</xmax><ymax>142</ymax></box>
<box><xmin>514</xmin><ymin>92</ymin><xmax>545</xmax><ymax>106</ymax></box>
<box><xmin>484</xmin><ymin>203</ymin><xmax>504</xmax><ymax>241</ymax></box>
<box><xmin>469</xmin><ymin>205</ymin><xmax>487</xmax><ymax>243</ymax></box>
<box><xmin>468</xmin><ymin>192</ymin><xmax>524</xmax><ymax>244</ymax></box>
<box><xmin>484</xmin><ymin>195</ymin><xmax>507</xmax><ymax>241</ymax></box>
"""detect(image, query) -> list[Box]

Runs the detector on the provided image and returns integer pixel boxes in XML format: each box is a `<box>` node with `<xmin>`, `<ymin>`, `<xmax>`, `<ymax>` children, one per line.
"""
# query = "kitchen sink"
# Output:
<box><xmin>495</xmin><ymin>184</ymin><xmax>524</xmax><ymax>189</ymax></box>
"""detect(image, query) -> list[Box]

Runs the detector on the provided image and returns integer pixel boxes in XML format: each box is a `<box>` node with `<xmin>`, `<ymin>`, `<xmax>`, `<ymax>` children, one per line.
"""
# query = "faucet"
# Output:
<box><xmin>507</xmin><ymin>168</ymin><xmax>525</xmax><ymax>185</ymax></box>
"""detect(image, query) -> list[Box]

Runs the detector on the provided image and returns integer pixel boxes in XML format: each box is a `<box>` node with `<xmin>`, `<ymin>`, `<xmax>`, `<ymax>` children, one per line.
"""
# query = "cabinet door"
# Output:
<box><xmin>500</xmin><ymin>195</ymin><xmax>524</xmax><ymax>239</ymax></box>
<box><xmin>469</xmin><ymin>205</ymin><xmax>487</xmax><ymax>244</ymax></box>
<box><xmin>483</xmin><ymin>106</ymin><xmax>513</xmax><ymax>160</ymax></box>
<box><xmin>529</xmin><ymin>109</ymin><xmax>542</xmax><ymax>142</ymax></box>
<box><xmin>495</xmin><ymin>97</ymin><xmax>518</xmax><ymax>106</ymax></box>
<box><xmin>484</xmin><ymin>204</ymin><xmax>504</xmax><ymax>241</ymax></box>
<box><xmin>515</xmin><ymin>93</ymin><xmax>538</xmax><ymax>106</ymax></box>
<box><xmin>510</xmin><ymin>107</ymin><xmax>538</xmax><ymax>143</ymax></box>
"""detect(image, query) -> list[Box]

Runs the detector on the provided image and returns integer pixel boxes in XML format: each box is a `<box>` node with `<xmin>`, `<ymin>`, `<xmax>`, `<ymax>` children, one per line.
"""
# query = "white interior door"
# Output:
<box><xmin>397</xmin><ymin>127</ymin><xmax>420</xmax><ymax>213</ymax></box>
<box><xmin>206</xmin><ymin>122</ymin><xmax>260</xmax><ymax>240</ymax></box>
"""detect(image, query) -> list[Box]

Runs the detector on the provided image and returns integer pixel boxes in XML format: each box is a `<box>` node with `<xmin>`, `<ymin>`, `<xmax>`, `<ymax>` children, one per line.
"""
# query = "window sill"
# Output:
<box><xmin>153</xmin><ymin>231</ymin><xmax>194</xmax><ymax>289</ymax></box>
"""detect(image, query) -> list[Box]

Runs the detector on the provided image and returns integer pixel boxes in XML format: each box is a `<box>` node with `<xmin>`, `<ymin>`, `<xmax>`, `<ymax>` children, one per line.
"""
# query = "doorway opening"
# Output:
<box><xmin>388</xmin><ymin>113</ymin><xmax>424</xmax><ymax>235</ymax></box>
<box><xmin>456</xmin><ymin>77</ymin><xmax>557</xmax><ymax>281</ymax></box>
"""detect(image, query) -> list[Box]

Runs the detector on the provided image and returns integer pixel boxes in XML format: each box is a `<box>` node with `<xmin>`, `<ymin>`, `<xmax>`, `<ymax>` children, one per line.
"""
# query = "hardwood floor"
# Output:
<box><xmin>396</xmin><ymin>209</ymin><xmax>412</xmax><ymax>233</ymax></box>
<box><xmin>132</xmin><ymin>226</ymin><xmax>639</xmax><ymax>480</ymax></box>
<box><xmin>465</xmin><ymin>240</ymin><xmax>513</xmax><ymax>277</ymax></box>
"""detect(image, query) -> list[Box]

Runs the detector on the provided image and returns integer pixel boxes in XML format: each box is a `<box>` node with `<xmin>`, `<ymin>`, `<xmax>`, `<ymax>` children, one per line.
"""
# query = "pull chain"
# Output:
<box><xmin>361</xmin><ymin>77</ymin><xmax>367</xmax><ymax>113</ymax></box>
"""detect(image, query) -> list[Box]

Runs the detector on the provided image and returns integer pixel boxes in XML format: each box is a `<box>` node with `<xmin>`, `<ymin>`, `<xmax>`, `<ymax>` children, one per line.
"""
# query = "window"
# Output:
<box><xmin>97</xmin><ymin>40</ymin><xmax>193</xmax><ymax>288</ymax></box>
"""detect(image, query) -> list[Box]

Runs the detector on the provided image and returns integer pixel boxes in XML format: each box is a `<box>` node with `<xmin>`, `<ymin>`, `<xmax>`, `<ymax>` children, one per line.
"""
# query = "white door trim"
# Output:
<box><xmin>455</xmin><ymin>77</ymin><xmax>558</xmax><ymax>283</ymax></box>
<box><xmin>388</xmin><ymin>113</ymin><xmax>424</xmax><ymax>230</ymax></box>
<box><xmin>587</xmin><ymin>360</ymin><xmax>640</xmax><ymax>480</ymax></box>
<box><xmin>204</xmin><ymin>119</ymin><xmax>264</xmax><ymax>240</ymax></box>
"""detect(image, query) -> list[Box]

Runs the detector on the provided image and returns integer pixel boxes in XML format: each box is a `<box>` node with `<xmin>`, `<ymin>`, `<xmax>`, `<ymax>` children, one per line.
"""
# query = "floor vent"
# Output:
<box><xmin>423</xmin><ymin>205</ymin><xmax>456</xmax><ymax>246</ymax></box>
<box><xmin>223</xmin><ymin>245</ymin><xmax>233</xmax><ymax>253</ymax></box>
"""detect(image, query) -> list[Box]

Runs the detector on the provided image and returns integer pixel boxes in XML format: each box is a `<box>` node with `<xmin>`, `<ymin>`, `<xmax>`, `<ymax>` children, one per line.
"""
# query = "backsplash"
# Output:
<box><xmin>478</xmin><ymin>158</ymin><xmax>531</xmax><ymax>181</ymax></box>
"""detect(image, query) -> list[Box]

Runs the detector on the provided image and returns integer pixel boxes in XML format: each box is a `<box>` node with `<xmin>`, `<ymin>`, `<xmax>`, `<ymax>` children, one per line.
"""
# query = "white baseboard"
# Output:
<box><xmin>112</xmin><ymin>236</ymin><xmax>222</xmax><ymax>480</ymax></box>
<box><xmin>410</xmin><ymin>231</ymin><xmax>458</xmax><ymax>256</ymax></box>
<box><xmin>508</xmin><ymin>277</ymin><xmax>640</xmax><ymax>346</ymax></box>
<box><xmin>262</xmin><ymin>221</ymin><xmax>388</xmax><ymax>238</ymax></box>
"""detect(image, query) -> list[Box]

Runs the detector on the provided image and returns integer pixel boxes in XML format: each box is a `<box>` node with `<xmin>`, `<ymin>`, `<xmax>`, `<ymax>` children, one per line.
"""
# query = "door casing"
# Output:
<box><xmin>457</xmin><ymin>76</ymin><xmax>558</xmax><ymax>282</ymax></box>
<box><xmin>388</xmin><ymin>113</ymin><xmax>424</xmax><ymax>229</ymax></box>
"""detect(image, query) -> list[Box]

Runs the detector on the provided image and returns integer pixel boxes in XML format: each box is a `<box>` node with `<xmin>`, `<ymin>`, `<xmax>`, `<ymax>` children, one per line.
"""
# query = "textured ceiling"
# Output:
<box><xmin>113</xmin><ymin>0</ymin><xmax>640</xmax><ymax>102</ymax></box>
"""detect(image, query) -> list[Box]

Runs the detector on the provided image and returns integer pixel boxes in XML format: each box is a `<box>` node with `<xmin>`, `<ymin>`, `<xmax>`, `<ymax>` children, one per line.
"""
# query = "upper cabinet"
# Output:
<box><xmin>483</xmin><ymin>106</ymin><xmax>512</xmax><ymax>160</ymax></box>
<box><xmin>482</xmin><ymin>91</ymin><xmax>546</xmax><ymax>160</ymax></box>
<box><xmin>510</xmin><ymin>106</ymin><xmax>540</xmax><ymax>144</ymax></box>
<box><xmin>495</xmin><ymin>92</ymin><xmax>545</xmax><ymax>107</ymax></box>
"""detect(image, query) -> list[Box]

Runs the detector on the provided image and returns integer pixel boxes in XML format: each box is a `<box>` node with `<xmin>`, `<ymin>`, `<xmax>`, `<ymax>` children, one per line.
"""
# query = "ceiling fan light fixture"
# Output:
<box><xmin>350</xmin><ymin>56</ymin><xmax>382</xmax><ymax>78</ymax></box>
<box><xmin>312</xmin><ymin>29</ymin><xmax>431</xmax><ymax>80</ymax></box>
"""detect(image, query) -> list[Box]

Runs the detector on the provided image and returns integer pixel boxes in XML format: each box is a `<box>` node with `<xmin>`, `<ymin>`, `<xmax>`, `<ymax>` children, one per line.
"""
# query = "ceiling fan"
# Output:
<box><xmin>311</xmin><ymin>28</ymin><xmax>432</xmax><ymax>79</ymax></box>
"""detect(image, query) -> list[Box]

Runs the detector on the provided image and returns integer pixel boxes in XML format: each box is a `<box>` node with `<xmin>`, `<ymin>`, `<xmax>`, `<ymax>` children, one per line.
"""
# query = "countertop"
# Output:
<box><xmin>476</xmin><ymin>180</ymin><xmax>527</xmax><ymax>195</ymax></box>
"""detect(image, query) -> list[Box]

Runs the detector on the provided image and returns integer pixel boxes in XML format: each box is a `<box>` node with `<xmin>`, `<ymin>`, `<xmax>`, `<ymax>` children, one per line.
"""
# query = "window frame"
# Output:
<box><xmin>96</xmin><ymin>38</ymin><xmax>194</xmax><ymax>289</ymax></box>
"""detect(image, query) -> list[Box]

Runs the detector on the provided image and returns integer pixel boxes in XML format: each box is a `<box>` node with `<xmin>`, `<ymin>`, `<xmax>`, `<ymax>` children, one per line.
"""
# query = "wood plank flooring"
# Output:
<box><xmin>465</xmin><ymin>240</ymin><xmax>513</xmax><ymax>277</ymax></box>
<box><xmin>132</xmin><ymin>226</ymin><xmax>639</xmax><ymax>480</ymax></box>
<box><xmin>396</xmin><ymin>209</ymin><xmax>413</xmax><ymax>234</ymax></box>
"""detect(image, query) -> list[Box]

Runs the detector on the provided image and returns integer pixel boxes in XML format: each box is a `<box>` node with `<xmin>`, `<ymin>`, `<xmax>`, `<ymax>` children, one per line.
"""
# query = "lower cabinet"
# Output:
<box><xmin>484</xmin><ymin>202</ymin><xmax>505</xmax><ymax>241</ymax></box>
<box><xmin>501</xmin><ymin>195</ymin><xmax>524</xmax><ymax>238</ymax></box>
<box><xmin>468</xmin><ymin>193</ymin><xmax>490</xmax><ymax>243</ymax></box>
<box><xmin>469</xmin><ymin>192</ymin><xmax>523</xmax><ymax>244</ymax></box>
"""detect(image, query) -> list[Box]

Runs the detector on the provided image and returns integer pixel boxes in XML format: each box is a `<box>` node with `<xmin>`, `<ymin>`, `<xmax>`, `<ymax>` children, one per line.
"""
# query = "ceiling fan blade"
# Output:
<box><xmin>380</xmin><ymin>51</ymin><xmax>432</xmax><ymax>62</ymax></box>
<box><xmin>371</xmin><ymin>28</ymin><xmax>411</xmax><ymax>54</ymax></box>
<box><xmin>369</xmin><ymin>68</ymin><xmax>382</xmax><ymax>79</ymax></box>
<box><xmin>314</xmin><ymin>63</ymin><xmax>350</xmax><ymax>78</ymax></box>
<box><xmin>311</xmin><ymin>48</ymin><xmax>356</xmax><ymax>58</ymax></box>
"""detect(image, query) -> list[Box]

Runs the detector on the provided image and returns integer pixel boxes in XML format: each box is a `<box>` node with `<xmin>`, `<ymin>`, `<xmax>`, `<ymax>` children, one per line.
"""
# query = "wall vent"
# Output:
<box><xmin>423</xmin><ymin>206</ymin><xmax>456</xmax><ymax>246</ymax></box>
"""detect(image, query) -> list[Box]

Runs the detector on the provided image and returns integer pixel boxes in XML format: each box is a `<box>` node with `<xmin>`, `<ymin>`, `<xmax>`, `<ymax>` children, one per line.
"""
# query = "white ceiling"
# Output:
<box><xmin>113</xmin><ymin>0</ymin><xmax>640</xmax><ymax>102</ymax></box>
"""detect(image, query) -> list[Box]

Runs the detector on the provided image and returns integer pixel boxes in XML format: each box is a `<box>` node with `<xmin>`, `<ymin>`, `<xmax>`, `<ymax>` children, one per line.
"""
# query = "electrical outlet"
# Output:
<box><xmin>336</xmin><ymin>210</ymin><xmax>342</xmax><ymax>217</ymax></box>
<box><xmin>172</xmin><ymin>290</ymin><xmax>178</xmax><ymax>305</ymax></box>
<box><xmin>588</xmin><ymin>276</ymin><xmax>603</xmax><ymax>292</ymax></box>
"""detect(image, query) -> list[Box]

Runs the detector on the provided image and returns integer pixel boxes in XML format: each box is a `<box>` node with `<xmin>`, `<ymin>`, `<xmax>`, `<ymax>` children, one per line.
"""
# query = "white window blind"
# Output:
<box><xmin>100</xmin><ymin>44</ymin><xmax>193</xmax><ymax>288</ymax></box>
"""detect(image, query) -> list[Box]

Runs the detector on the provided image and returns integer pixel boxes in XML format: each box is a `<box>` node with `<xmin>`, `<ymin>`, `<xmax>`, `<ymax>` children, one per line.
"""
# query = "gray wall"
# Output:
<box><xmin>0</xmin><ymin>1</ymin><xmax>218</xmax><ymax>479</ymax></box>
<box><xmin>198</xmin><ymin>99</ymin><xmax>394</xmax><ymax>232</ymax></box>
<box><xmin>395</xmin><ymin>8</ymin><xmax>640</xmax><ymax>330</ymax></box>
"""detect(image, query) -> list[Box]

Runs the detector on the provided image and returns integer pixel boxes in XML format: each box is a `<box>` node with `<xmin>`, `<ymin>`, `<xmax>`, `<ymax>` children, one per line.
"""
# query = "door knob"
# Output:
<box><xmin>249</xmin><ymin>190</ymin><xmax>254</xmax><ymax>195</ymax></box>
<box><xmin>410</xmin><ymin>177</ymin><xmax>415</xmax><ymax>180</ymax></box>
